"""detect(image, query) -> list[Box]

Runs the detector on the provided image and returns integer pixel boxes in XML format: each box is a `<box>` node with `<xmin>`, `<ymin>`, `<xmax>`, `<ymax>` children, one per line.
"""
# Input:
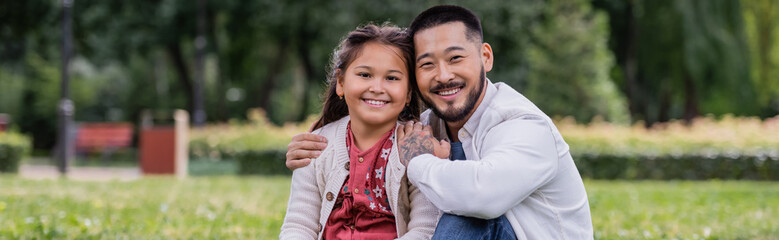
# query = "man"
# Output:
<box><xmin>286</xmin><ymin>5</ymin><xmax>593</xmax><ymax>239</ymax></box>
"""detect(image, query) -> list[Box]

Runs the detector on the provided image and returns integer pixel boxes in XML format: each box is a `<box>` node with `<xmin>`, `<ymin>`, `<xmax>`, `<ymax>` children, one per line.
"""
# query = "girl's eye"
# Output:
<box><xmin>387</xmin><ymin>76</ymin><xmax>400</xmax><ymax>81</ymax></box>
<box><xmin>358</xmin><ymin>72</ymin><xmax>371</xmax><ymax>78</ymax></box>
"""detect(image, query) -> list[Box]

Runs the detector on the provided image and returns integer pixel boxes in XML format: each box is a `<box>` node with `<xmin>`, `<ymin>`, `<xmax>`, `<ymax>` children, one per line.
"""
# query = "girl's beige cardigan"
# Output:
<box><xmin>280</xmin><ymin>116</ymin><xmax>440</xmax><ymax>239</ymax></box>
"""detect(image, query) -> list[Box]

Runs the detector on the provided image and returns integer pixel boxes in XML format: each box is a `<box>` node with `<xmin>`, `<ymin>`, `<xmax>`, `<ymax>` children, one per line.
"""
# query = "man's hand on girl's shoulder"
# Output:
<box><xmin>397</xmin><ymin>121</ymin><xmax>450</xmax><ymax>166</ymax></box>
<box><xmin>285</xmin><ymin>133</ymin><xmax>328</xmax><ymax>170</ymax></box>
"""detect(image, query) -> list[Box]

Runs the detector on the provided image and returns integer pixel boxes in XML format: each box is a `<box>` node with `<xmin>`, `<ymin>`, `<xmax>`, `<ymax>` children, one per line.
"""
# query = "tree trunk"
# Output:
<box><xmin>296</xmin><ymin>28</ymin><xmax>318</xmax><ymax>122</ymax></box>
<box><xmin>192</xmin><ymin>0</ymin><xmax>207</xmax><ymax>126</ymax></box>
<box><xmin>623</xmin><ymin>1</ymin><xmax>646</xmax><ymax>126</ymax></box>
<box><xmin>683</xmin><ymin>72</ymin><xmax>698</xmax><ymax>124</ymax></box>
<box><xmin>167</xmin><ymin>42</ymin><xmax>194</xmax><ymax>118</ymax></box>
<box><xmin>258</xmin><ymin>40</ymin><xmax>289</xmax><ymax>110</ymax></box>
<box><xmin>658</xmin><ymin>88</ymin><xmax>671</xmax><ymax>123</ymax></box>
<box><xmin>207</xmin><ymin>7</ymin><xmax>227</xmax><ymax>122</ymax></box>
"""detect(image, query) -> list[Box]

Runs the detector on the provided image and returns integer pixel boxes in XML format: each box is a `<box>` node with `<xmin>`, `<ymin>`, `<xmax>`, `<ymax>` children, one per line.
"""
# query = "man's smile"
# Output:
<box><xmin>430</xmin><ymin>81</ymin><xmax>466</xmax><ymax>100</ymax></box>
<box><xmin>437</xmin><ymin>87</ymin><xmax>461</xmax><ymax>96</ymax></box>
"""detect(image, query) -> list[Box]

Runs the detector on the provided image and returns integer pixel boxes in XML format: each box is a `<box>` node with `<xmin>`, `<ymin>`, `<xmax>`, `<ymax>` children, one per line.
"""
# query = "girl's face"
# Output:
<box><xmin>337</xmin><ymin>42</ymin><xmax>411</xmax><ymax>128</ymax></box>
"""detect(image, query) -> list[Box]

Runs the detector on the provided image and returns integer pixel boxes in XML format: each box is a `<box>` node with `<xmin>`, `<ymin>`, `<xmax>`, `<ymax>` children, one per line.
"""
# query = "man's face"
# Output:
<box><xmin>413</xmin><ymin>22</ymin><xmax>493</xmax><ymax>123</ymax></box>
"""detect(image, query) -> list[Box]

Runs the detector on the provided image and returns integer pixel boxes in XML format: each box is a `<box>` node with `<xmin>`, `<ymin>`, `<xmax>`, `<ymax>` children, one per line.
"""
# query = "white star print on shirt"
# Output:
<box><xmin>375</xmin><ymin>167</ymin><xmax>383</xmax><ymax>179</ymax></box>
<box><xmin>380</xmin><ymin>148</ymin><xmax>390</xmax><ymax>160</ymax></box>
<box><xmin>370</xmin><ymin>202</ymin><xmax>376</xmax><ymax>210</ymax></box>
<box><xmin>373</xmin><ymin>186</ymin><xmax>383</xmax><ymax>198</ymax></box>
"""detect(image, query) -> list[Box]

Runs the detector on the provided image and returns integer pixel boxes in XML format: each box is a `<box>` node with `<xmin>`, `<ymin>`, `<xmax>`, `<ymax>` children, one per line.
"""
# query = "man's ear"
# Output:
<box><xmin>481</xmin><ymin>43</ymin><xmax>494</xmax><ymax>73</ymax></box>
<box><xmin>335</xmin><ymin>69</ymin><xmax>345</xmax><ymax>98</ymax></box>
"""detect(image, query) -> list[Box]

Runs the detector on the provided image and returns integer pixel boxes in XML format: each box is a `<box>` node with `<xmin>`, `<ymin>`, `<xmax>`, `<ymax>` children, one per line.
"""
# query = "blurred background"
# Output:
<box><xmin>1</xmin><ymin>0</ymin><xmax>778</xmax><ymax>149</ymax></box>
<box><xmin>0</xmin><ymin>0</ymin><xmax>777</xmax><ymax>239</ymax></box>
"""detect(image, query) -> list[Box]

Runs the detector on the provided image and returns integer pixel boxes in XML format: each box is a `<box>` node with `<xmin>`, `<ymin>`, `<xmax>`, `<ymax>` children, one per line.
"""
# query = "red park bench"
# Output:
<box><xmin>76</xmin><ymin>122</ymin><xmax>134</xmax><ymax>157</ymax></box>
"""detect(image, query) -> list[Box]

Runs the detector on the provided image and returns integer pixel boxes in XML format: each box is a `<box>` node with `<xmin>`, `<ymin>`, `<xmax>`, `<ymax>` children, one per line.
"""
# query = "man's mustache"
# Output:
<box><xmin>429</xmin><ymin>81</ymin><xmax>466</xmax><ymax>93</ymax></box>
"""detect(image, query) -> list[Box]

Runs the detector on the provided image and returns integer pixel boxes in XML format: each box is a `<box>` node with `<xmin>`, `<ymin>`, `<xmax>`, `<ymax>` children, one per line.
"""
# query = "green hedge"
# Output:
<box><xmin>572</xmin><ymin>150</ymin><xmax>779</xmax><ymax>180</ymax></box>
<box><xmin>0</xmin><ymin>132</ymin><xmax>31</xmax><ymax>173</ymax></box>
<box><xmin>189</xmin><ymin>142</ymin><xmax>291</xmax><ymax>175</ymax></box>
<box><xmin>218</xmin><ymin>148</ymin><xmax>779</xmax><ymax>179</ymax></box>
<box><xmin>234</xmin><ymin>149</ymin><xmax>291</xmax><ymax>175</ymax></box>
<box><xmin>189</xmin><ymin>116</ymin><xmax>779</xmax><ymax>178</ymax></box>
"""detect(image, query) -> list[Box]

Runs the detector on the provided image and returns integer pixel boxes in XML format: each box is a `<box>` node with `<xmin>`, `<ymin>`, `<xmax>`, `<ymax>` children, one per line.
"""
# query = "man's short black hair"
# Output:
<box><xmin>408</xmin><ymin>5</ymin><xmax>483</xmax><ymax>43</ymax></box>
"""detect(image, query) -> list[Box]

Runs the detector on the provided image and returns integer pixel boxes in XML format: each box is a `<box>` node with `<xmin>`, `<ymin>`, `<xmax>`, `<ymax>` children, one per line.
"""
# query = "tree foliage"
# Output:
<box><xmin>525</xmin><ymin>0</ymin><xmax>628</xmax><ymax>123</ymax></box>
<box><xmin>742</xmin><ymin>0</ymin><xmax>779</xmax><ymax>116</ymax></box>
<box><xmin>594</xmin><ymin>0</ymin><xmax>766</xmax><ymax>125</ymax></box>
<box><xmin>0</xmin><ymin>0</ymin><xmax>775</xmax><ymax>150</ymax></box>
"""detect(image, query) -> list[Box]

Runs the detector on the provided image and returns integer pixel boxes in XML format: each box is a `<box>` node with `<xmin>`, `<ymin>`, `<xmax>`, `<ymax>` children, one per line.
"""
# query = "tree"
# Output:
<box><xmin>524</xmin><ymin>0</ymin><xmax>629</xmax><ymax>123</ymax></box>
<box><xmin>593</xmin><ymin>0</ymin><xmax>758</xmax><ymax>125</ymax></box>
<box><xmin>742</xmin><ymin>0</ymin><xmax>779</xmax><ymax>116</ymax></box>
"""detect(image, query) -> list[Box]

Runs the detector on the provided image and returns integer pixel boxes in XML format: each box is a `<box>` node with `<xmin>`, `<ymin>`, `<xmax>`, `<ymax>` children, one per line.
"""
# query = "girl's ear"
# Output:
<box><xmin>335</xmin><ymin>69</ymin><xmax>345</xmax><ymax>98</ymax></box>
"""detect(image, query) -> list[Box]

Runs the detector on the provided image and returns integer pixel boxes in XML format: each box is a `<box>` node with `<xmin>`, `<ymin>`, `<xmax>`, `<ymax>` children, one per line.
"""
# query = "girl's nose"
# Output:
<box><xmin>368</xmin><ymin>78</ymin><xmax>385</xmax><ymax>93</ymax></box>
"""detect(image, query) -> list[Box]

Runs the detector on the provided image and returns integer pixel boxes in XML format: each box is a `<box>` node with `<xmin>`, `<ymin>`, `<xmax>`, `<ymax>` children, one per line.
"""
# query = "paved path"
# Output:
<box><xmin>19</xmin><ymin>165</ymin><xmax>141</xmax><ymax>181</ymax></box>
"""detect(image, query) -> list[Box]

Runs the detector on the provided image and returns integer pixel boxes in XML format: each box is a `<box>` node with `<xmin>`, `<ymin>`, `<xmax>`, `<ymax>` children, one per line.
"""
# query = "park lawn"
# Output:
<box><xmin>0</xmin><ymin>176</ymin><xmax>777</xmax><ymax>239</ymax></box>
<box><xmin>586</xmin><ymin>180</ymin><xmax>778</xmax><ymax>239</ymax></box>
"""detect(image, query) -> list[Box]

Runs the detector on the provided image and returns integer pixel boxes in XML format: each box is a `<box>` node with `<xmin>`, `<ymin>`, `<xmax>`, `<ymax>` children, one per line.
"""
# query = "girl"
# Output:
<box><xmin>279</xmin><ymin>24</ymin><xmax>441</xmax><ymax>239</ymax></box>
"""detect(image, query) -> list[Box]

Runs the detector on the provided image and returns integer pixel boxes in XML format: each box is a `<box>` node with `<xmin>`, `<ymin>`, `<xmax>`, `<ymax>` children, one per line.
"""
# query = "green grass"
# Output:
<box><xmin>586</xmin><ymin>180</ymin><xmax>778</xmax><ymax>239</ymax></box>
<box><xmin>0</xmin><ymin>176</ymin><xmax>291</xmax><ymax>239</ymax></box>
<box><xmin>0</xmin><ymin>177</ymin><xmax>777</xmax><ymax>239</ymax></box>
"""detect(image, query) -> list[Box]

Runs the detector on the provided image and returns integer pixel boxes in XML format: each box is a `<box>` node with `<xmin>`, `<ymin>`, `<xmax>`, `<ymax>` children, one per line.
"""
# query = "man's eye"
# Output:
<box><xmin>451</xmin><ymin>56</ymin><xmax>463</xmax><ymax>61</ymax></box>
<box><xmin>419</xmin><ymin>62</ymin><xmax>433</xmax><ymax>68</ymax></box>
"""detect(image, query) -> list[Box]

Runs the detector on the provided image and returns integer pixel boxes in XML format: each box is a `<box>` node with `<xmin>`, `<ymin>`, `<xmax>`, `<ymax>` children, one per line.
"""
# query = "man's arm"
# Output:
<box><xmin>285</xmin><ymin>133</ymin><xmax>328</xmax><ymax>170</ymax></box>
<box><xmin>406</xmin><ymin>117</ymin><xmax>559</xmax><ymax>219</ymax></box>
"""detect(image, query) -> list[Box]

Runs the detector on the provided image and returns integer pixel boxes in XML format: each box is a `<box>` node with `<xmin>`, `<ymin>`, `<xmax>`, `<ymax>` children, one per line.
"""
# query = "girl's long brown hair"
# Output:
<box><xmin>311</xmin><ymin>23</ymin><xmax>422</xmax><ymax>131</ymax></box>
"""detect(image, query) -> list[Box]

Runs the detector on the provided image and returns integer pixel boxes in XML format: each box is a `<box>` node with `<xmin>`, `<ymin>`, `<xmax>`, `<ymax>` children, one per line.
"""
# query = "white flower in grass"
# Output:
<box><xmin>159</xmin><ymin>203</ymin><xmax>169</xmax><ymax>213</ymax></box>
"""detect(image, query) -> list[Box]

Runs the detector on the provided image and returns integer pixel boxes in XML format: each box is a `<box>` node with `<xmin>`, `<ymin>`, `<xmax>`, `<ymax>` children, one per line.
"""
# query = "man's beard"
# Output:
<box><xmin>422</xmin><ymin>67</ymin><xmax>486</xmax><ymax>123</ymax></box>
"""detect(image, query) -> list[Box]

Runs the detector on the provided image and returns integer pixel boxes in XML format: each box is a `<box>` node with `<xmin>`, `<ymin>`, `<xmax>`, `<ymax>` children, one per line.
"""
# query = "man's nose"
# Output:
<box><xmin>436</xmin><ymin>63</ymin><xmax>455</xmax><ymax>82</ymax></box>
